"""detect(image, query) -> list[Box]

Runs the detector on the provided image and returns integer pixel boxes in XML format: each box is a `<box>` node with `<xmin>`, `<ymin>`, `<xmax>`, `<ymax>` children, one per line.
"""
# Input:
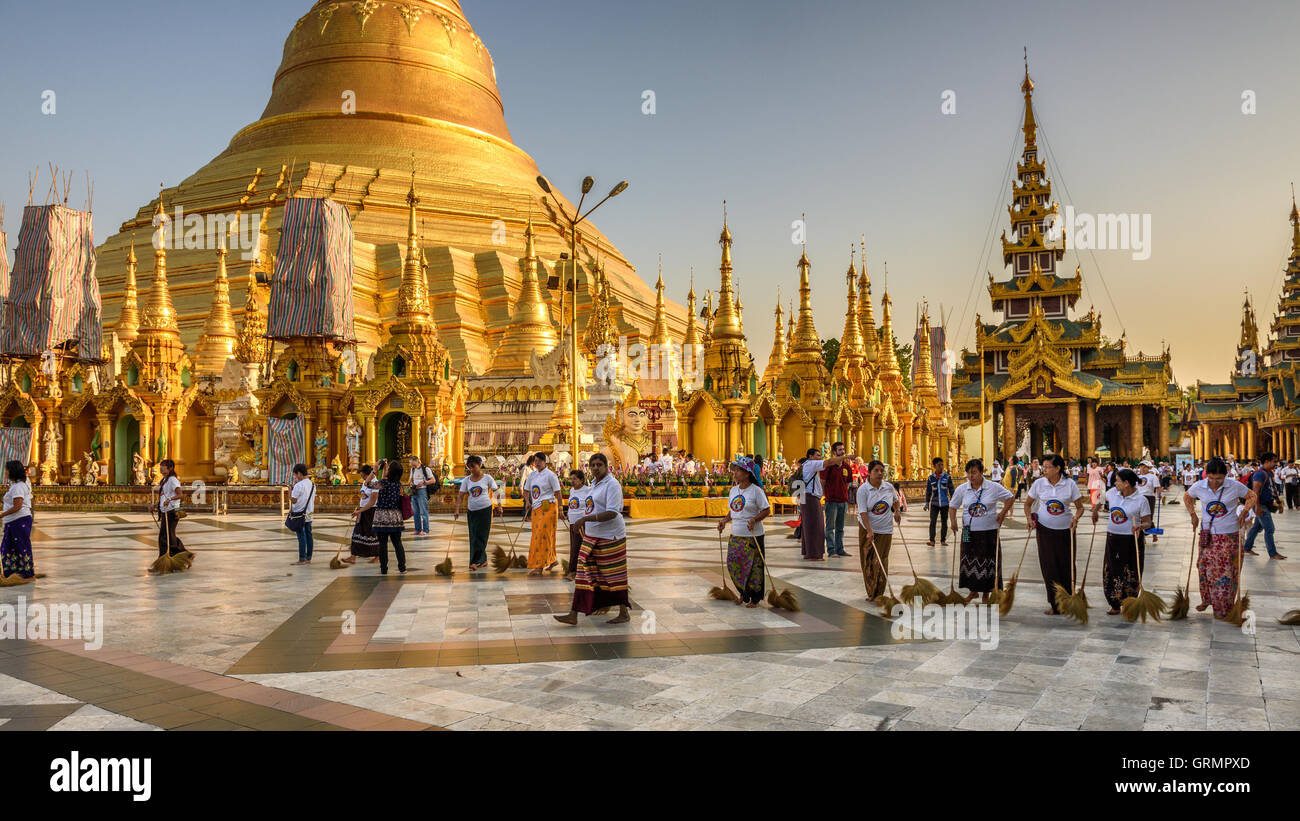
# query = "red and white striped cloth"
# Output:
<box><xmin>0</xmin><ymin>428</ymin><xmax>33</xmax><ymax>482</ymax></box>
<box><xmin>266</xmin><ymin>198</ymin><xmax>355</xmax><ymax>341</ymax></box>
<box><xmin>266</xmin><ymin>416</ymin><xmax>305</xmax><ymax>487</ymax></box>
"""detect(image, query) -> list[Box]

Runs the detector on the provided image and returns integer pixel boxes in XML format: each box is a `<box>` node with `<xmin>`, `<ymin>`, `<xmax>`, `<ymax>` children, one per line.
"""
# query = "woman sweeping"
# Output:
<box><xmin>521</xmin><ymin>452</ymin><xmax>563</xmax><ymax>576</ymax></box>
<box><xmin>1182</xmin><ymin>457</ymin><xmax>1253</xmax><ymax>618</ymax></box>
<box><xmin>0</xmin><ymin>461</ymin><xmax>35</xmax><ymax>581</ymax></box>
<box><xmin>1026</xmin><ymin>453</ymin><xmax>1083</xmax><ymax>614</ymax></box>
<box><xmin>455</xmin><ymin>455</ymin><xmax>499</xmax><ymax>571</ymax></box>
<box><xmin>155</xmin><ymin>458</ymin><xmax>186</xmax><ymax>566</ymax></box>
<box><xmin>948</xmin><ymin>458</ymin><xmax>1015</xmax><ymax>602</ymax></box>
<box><xmin>564</xmin><ymin>469</ymin><xmax>590</xmax><ymax>582</ymax></box>
<box><xmin>856</xmin><ymin>459</ymin><xmax>901</xmax><ymax>599</ymax></box>
<box><xmin>555</xmin><ymin>453</ymin><xmax>630</xmax><ymax>625</ymax></box>
<box><xmin>344</xmin><ymin>464</ymin><xmax>380</xmax><ymax>564</ymax></box>
<box><xmin>1092</xmin><ymin>468</ymin><xmax>1152</xmax><ymax>615</ymax></box>
<box><xmin>371</xmin><ymin>461</ymin><xmax>408</xmax><ymax>575</ymax></box>
<box><xmin>716</xmin><ymin>456</ymin><xmax>770</xmax><ymax>607</ymax></box>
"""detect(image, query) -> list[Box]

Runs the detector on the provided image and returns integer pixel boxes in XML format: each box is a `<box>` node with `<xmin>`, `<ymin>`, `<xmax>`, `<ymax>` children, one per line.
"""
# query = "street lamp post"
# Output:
<box><xmin>536</xmin><ymin>175</ymin><xmax>628</xmax><ymax>453</ymax></box>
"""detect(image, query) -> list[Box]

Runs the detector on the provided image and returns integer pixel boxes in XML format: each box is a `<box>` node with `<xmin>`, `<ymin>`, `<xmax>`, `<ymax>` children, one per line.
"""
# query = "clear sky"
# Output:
<box><xmin>2</xmin><ymin>0</ymin><xmax>1298</xmax><ymax>386</ymax></box>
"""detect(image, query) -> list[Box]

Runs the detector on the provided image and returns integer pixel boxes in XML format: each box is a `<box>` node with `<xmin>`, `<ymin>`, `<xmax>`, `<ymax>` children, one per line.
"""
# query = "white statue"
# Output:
<box><xmin>42</xmin><ymin>427</ymin><xmax>61</xmax><ymax>464</ymax></box>
<box><xmin>40</xmin><ymin>348</ymin><xmax>57</xmax><ymax>378</ymax></box>
<box><xmin>345</xmin><ymin>417</ymin><xmax>362</xmax><ymax>471</ymax></box>
<box><xmin>83</xmin><ymin>451</ymin><xmax>100</xmax><ymax>486</ymax></box>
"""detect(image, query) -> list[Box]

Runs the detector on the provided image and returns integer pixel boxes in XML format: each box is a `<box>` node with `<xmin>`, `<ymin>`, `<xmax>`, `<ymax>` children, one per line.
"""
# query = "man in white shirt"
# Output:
<box><xmin>658</xmin><ymin>447</ymin><xmax>674</xmax><ymax>472</ymax></box>
<box><xmin>290</xmin><ymin>463</ymin><xmax>316</xmax><ymax>565</ymax></box>
<box><xmin>798</xmin><ymin>446</ymin><xmax>855</xmax><ymax>562</ymax></box>
<box><xmin>555</xmin><ymin>453</ymin><xmax>631</xmax><ymax>625</ymax></box>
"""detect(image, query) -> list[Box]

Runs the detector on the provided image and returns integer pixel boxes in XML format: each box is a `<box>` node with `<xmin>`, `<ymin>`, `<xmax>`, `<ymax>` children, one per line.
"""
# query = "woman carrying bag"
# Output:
<box><xmin>288</xmin><ymin>463</ymin><xmax>315</xmax><ymax>566</ymax></box>
<box><xmin>371</xmin><ymin>461</ymin><xmax>408</xmax><ymax>575</ymax></box>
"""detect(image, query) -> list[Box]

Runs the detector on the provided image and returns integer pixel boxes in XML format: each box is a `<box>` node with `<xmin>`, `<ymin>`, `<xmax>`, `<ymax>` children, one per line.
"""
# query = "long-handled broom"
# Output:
<box><xmin>941</xmin><ymin>518</ymin><xmax>973</xmax><ymax>605</ymax></box>
<box><xmin>0</xmin><ymin>572</ymin><xmax>34</xmax><ymax>586</ymax></box>
<box><xmin>330</xmin><ymin>515</ymin><xmax>351</xmax><ymax>569</ymax></box>
<box><xmin>986</xmin><ymin>532</ymin><xmax>1007</xmax><ymax>607</ymax></box>
<box><xmin>434</xmin><ymin>519</ymin><xmax>455</xmax><ymax>576</ymax></box>
<box><xmin>752</xmin><ymin>539</ymin><xmax>798</xmax><ymax>611</ymax></box>
<box><xmin>1168</xmin><ymin>524</ymin><xmax>1196</xmax><ymax>620</ymax></box>
<box><xmin>1120</xmin><ymin>530</ymin><xmax>1168</xmax><ymax>623</ymax></box>
<box><xmin>895</xmin><ymin>528</ymin><xmax>943</xmax><ymax>605</ymax></box>
<box><xmin>148</xmin><ymin>510</ymin><xmax>186</xmax><ymax>574</ymax></box>
<box><xmin>708</xmin><ymin>528</ymin><xmax>741</xmax><ymax>602</ymax></box>
<box><xmin>870</xmin><ymin>539</ymin><xmax>901</xmax><ymax>616</ymax></box>
<box><xmin>1280</xmin><ymin>609</ymin><xmax>1300</xmax><ymax>625</ymax></box>
<box><xmin>999</xmin><ymin>524</ymin><xmax>1035</xmax><ymax>616</ymax></box>
<box><xmin>494</xmin><ymin>505</ymin><xmax>527</xmax><ymax>573</ymax></box>
<box><xmin>1224</xmin><ymin>530</ymin><xmax>1251</xmax><ymax>626</ymax></box>
<box><xmin>1057</xmin><ymin>521</ymin><xmax>1097</xmax><ymax>624</ymax></box>
<box><xmin>1052</xmin><ymin>524</ymin><xmax>1087</xmax><ymax>623</ymax></box>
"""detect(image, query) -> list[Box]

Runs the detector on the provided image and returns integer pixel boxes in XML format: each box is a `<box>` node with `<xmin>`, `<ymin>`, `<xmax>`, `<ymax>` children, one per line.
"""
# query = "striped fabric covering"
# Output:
<box><xmin>266</xmin><ymin>416</ymin><xmax>305</xmax><ymax>487</ymax></box>
<box><xmin>0</xmin><ymin>428</ymin><xmax>33</xmax><ymax>482</ymax></box>
<box><xmin>0</xmin><ymin>204</ymin><xmax>101</xmax><ymax>359</ymax></box>
<box><xmin>0</xmin><ymin>226</ymin><xmax>8</xmax><ymax>342</ymax></box>
<box><xmin>266</xmin><ymin>198</ymin><xmax>356</xmax><ymax>341</ymax></box>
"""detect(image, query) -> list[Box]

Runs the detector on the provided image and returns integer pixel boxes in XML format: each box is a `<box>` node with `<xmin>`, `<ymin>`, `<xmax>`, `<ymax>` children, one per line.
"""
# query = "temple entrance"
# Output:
<box><xmin>114</xmin><ymin>415</ymin><xmax>139</xmax><ymax>484</ymax></box>
<box><xmin>752</xmin><ymin>418</ymin><xmax>767</xmax><ymax>459</ymax></box>
<box><xmin>379</xmin><ymin>411</ymin><xmax>412</xmax><ymax>462</ymax></box>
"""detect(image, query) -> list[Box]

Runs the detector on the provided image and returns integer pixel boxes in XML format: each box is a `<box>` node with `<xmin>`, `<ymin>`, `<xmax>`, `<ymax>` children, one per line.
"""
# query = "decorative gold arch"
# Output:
<box><xmin>0</xmin><ymin>382</ymin><xmax>41</xmax><ymax>426</ymax></box>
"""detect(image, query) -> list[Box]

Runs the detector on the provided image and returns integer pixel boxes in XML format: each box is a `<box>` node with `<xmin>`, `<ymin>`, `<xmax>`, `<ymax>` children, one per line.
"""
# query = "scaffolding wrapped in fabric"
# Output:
<box><xmin>266</xmin><ymin>198</ymin><xmax>356</xmax><ymax>342</ymax></box>
<box><xmin>0</xmin><ymin>221</ymin><xmax>8</xmax><ymax>343</ymax></box>
<box><xmin>0</xmin><ymin>428</ymin><xmax>32</xmax><ymax>481</ymax></box>
<box><xmin>0</xmin><ymin>204</ymin><xmax>103</xmax><ymax>360</ymax></box>
<box><xmin>266</xmin><ymin>415</ymin><xmax>304</xmax><ymax>487</ymax></box>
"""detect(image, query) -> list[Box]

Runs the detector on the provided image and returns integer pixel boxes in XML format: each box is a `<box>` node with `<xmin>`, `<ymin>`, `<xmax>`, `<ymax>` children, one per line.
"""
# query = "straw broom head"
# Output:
<box><xmin>767</xmin><ymin>587</ymin><xmax>800</xmax><ymax>611</ymax></box>
<box><xmin>561</xmin><ymin>559</ymin><xmax>570</xmax><ymax>574</ymax></box>
<box><xmin>1278</xmin><ymin>609</ymin><xmax>1300</xmax><ymax>625</ymax></box>
<box><xmin>998</xmin><ymin>573</ymin><xmax>1019</xmax><ymax>616</ymax></box>
<box><xmin>986</xmin><ymin>587</ymin><xmax>1006</xmax><ymax>606</ymax></box>
<box><xmin>1168</xmin><ymin>586</ymin><xmax>1189</xmax><ymax>620</ymax></box>
<box><xmin>434</xmin><ymin>556</ymin><xmax>454</xmax><ymax>576</ymax></box>
<box><xmin>901</xmin><ymin>577</ymin><xmax>944</xmax><ymax>606</ymax></box>
<box><xmin>1120</xmin><ymin>589</ymin><xmax>1168</xmax><ymax>623</ymax></box>
<box><xmin>874</xmin><ymin>593</ymin><xmax>900</xmax><ymax>616</ymax></box>
<box><xmin>1223</xmin><ymin>592</ymin><xmax>1251</xmax><ymax>626</ymax></box>
<box><xmin>511</xmin><ymin>554</ymin><xmax>529</xmax><ymax>568</ymax></box>
<box><xmin>491</xmin><ymin>546</ymin><xmax>510</xmax><ymax>573</ymax></box>
<box><xmin>0</xmin><ymin>573</ymin><xmax>34</xmax><ymax>586</ymax></box>
<box><xmin>708</xmin><ymin>584</ymin><xmax>739</xmax><ymax>602</ymax></box>
<box><xmin>148</xmin><ymin>554</ymin><xmax>181</xmax><ymax>574</ymax></box>
<box><xmin>1052</xmin><ymin>582</ymin><xmax>1089</xmax><ymax>624</ymax></box>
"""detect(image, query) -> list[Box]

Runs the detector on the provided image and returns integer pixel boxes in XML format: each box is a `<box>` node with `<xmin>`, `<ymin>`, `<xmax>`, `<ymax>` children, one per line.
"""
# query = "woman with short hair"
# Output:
<box><xmin>1182</xmin><ymin>457</ymin><xmax>1254</xmax><ymax>618</ymax></box>
<box><xmin>155</xmin><ymin>458</ymin><xmax>186</xmax><ymax>566</ymax></box>
<box><xmin>456</xmin><ymin>455</ymin><xmax>499</xmax><ymax>571</ymax></box>
<box><xmin>856</xmin><ymin>459</ymin><xmax>900</xmax><ymax>599</ymax></box>
<box><xmin>564</xmin><ymin>469</ymin><xmax>590</xmax><ymax>582</ymax></box>
<box><xmin>555</xmin><ymin>453</ymin><xmax>630</xmax><ymax>625</ymax></box>
<box><xmin>371</xmin><ymin>461</ymin><xmax>408</xmax><ymax>575</ymax></box>
<box><xmin>1093</xmin><ymin>468</ymin><xmax>1152</xmax><ymax>615</ymax></box>
<box><xmin>949</xmin><ymin>458</ymin><xmax>1015</xmax><ymax>602</ymax></box>
<box><xmin>1027</xmin><ymin>453</ymin><xmax>1084</xmax><ymax>615</ymax></box>
<box><xmin>0</xmin><ymin>461</ymin><xmax>35</xmax><ymax>581</ymax></box>
<box><xmin>409</xmin><ymin>456</ymin><xmax>433</xmax><ymax>537</ymax></box>
<box><xmin>522</xmin><ymin>452</ymin><xmax>563</xmax><ymax>576</ymax></box>
<box><xmin>289</xmin><ymin>463</ymin><xmax>315</xmax><ymax>566</ymax></box>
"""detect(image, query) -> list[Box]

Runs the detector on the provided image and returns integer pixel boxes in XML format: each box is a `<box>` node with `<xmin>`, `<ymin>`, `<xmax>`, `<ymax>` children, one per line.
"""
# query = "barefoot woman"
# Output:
<box><xmin>1092</xmin><ymin>468</ymin><xmax>1152</xmax><ymax>616</ymax></box>
<box><xmin>1183</xmin><ymin>457</ymin><xmax>1253</xmax><ymax>617</ymax></box>
<box><xmin>555</xmin><ymin>453</ymin><xmax>630</xmax><ymax>625</ymax></box>
<box><xmin>522</xmin><ymin>452</ymin><xmax>563</xmax><ymax>576</ymax></box>
<box><xmin>716</xmin><ymin>456</ymin><xmax>770</xmax><ymax>607</ymax></box>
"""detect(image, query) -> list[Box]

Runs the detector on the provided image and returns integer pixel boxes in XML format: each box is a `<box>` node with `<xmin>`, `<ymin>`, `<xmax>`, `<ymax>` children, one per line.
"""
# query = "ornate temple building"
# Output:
<box><xmin>1186</xmin><ymin>198</ymin><xmax>1300</xmax><ymax>460</ymax></box>
<box><xmin>950</xmin><ymin>63</ymin><xmax>1179</xmax><ymax>463</ymax></box>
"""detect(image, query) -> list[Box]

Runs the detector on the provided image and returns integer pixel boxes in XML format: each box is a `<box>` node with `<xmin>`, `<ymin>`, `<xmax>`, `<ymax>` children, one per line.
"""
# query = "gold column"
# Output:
<box><xmin>1201</xmin><ymin>425</ymin><xmax>1210</xmax><ymax>459</ymax></box>
<box><xmin>728</xmin><ymin>408</ymin><xmax>742</xmax><ymax>458</ymax></box>
<box><xmin>62</xmin><ymin>419</ymin><xmax>73</xmax><ymax>479</ymax></box>
<box><xmin>679</xmin><ymin>417</ymin><xmax>691</xmax><ymax>455</ymax></box>
<box><xmin>862</xmin><ymin>410</ymin><xmax>875</xmax><ymax>461</ymax></box>
<box><xmin>97</xmin><ymin>413</ymin><xmax>113</xmax><ymax>484</ymax></box>
<box><xmin>140</xmin><ymin>416</ymin><xmax>153</xmax><ymax>463</ymax></box>
<box><xmin>1002</xmin><ymin>402</ymin><xmax>1016</xmax><ymax>462</ymax></box>
<box><xmin>410</xmin><ymin>414</ymin><xmax>422</xmax><ymax>465</ymax></box>
<box><xmin>317</xmin><ymin>400</ymin><xmax>332</xmax><ymax>468</ymax></box>
<box><xmin>363</xmin><ymin>414</ymin><xmax>376</xmax><ymax>464</ymax></box>
<box><xmin>198</xmin><ymin>416</ymin><xmax>213</xmax><ymax>480</ymax></box>
<box><xmin>1084</xmin><ymin>400</ymin><xmax>1096</xmax><ymax>457</ymax></box>
<box><xmin>171</xmin><ymin>413</ymin><xmax>183</xmax><ymax>467</ymax></box>
<box><xmin>1067</xmin><ymin>399</ymin><xmax>1080</xmax><ymax>459</ymax></box>
<box><xmin>1129</xmin><ymin>405</ymin><xmax>1142</xmax><ymax>459</ymax></box>
<box><xmin>302</xmin><ymin>413</ymin><xmax>313</xmax><ymax>468</ymax></box>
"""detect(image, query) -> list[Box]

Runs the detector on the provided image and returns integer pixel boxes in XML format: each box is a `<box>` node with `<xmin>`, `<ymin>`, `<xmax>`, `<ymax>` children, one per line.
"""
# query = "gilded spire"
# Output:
<box><xmin>543</xmin><ymin>356</ymin><xmax>576</xmax><ymax>444</ymax></box>
<box><xmin>913</xmin><ymin>307</ymin><xmax>938</xmax><ymax>399</ymax></box>
<box><xmin>839</xmin><ymin>252</ymin><xmax>865</xmax><ymax>359</ymax></box>
<box><xmin>140</xmin><ymin>187</ymin><xmax>180</xmax><ymax>335</ymax></box>
<box><xmin>489</xmin><ymin>217</ymin><xmax>560</xmax><ymax>374</ymax></box>
<box><xmin>193</xmin><ymin>228</ymin><xmax>239</xmax><ymax>376</ymax></box>
<box><xmin>234</xmin><ymin>267</ymin><xmax>268</xmax><ymax>364</ymax></box>
<box><xmin>1021</xmin><ymin>47</ymin><xmax>1037</xmax><ymax>151</ymax></box>
<box><xmin>878</xmin><ymin>281</ymin><xmax>903</xmax><ymax>381</ymax></box>
<box><xmin>116</xmin><ymin>236</ymin><xmax>140</xmax><ymax>343</ymax></box>
<box><xmin>683</xmin><ymin>271</ymin><xmax>700</xmax><ymax>348</ymax></box>
<box><xmin>762</xmin><ymin>292</ymin><xmax>787</xmax><ymax>388</ymax></box>
<box><xmin>858</xmin><ymin>238</ymin><xmax>879</xmax><ymax>359</ymax></box>
<box><xmin>1240</xmin><ymin>293</ymin><xmax>1259</xmax><ymax>351</ymax></box>
<box><xmin>1290</xmin><ymin>184</ymin><xmax>1299</xmax><ymax>258</ymax></box>
<box><xmin>711</xmin><ymin>203</ymin><xmax>743</xmax><ymax>341</ymax></box>
<box><xmin>649</xmin><ymin>258</ymin><xmax>680</xmax><ymax>382</ymax></box>
<box><xmin>581</xmin><ymin>262</ymin><xmax>616</xmax><ymax>357</ymax></box>
<box><xmin>786</xmin><ymin>299</ymin><xmax>795</xmax><ymax>347</ymax></box>
<box><xmin>397</xmin><ymin>170</ymin><xmax>431</xmax><ymax>323</ymax></box>
<box><xmin>788</xmin><ymin>248</ymin><xmax>821</xmax><ymax>361</ymax></box>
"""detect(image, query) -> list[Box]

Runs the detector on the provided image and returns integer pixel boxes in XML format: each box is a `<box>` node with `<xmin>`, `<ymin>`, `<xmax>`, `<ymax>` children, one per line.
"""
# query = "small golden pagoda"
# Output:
<box><xmin>760</xmin><ymin>291</ymin><xmax>786</xmax><ymax>391</ymax></box>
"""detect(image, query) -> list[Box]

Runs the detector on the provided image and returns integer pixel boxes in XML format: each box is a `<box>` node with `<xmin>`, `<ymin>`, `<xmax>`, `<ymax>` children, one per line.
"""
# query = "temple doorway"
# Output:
<box><xmin>114</xmin><ymin>414</ymin><xmax>139</xmax><ymax>484</ymax></box>
<box><xmin>379</xmin><ymin>411</ymin><xmax>412</xmax><ymax>462</ymax></box>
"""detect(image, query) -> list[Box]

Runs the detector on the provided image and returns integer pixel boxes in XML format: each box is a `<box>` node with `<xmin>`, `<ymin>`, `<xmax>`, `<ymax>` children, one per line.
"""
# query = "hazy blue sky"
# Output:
<box><xmin>2</xmin><ymin>0</ymin><xmax>1299</xmax><ymax>385</ymax></box>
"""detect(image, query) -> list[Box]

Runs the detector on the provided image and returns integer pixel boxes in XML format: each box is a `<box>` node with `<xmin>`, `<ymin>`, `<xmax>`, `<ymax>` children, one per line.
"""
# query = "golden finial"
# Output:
<box><xmin>194</xmin><ymin>224</ymin><xmax>238</xmax><ymax>376</ymax></box>
<box><xmin>139</xmin><ymin>185</ymin><xmax>179</xmax><ymax>335</ymax></box>
<box><xmin>116</xmin><ymin>233</ymin><xmax>141</xmax><ymax>343</ymax></box>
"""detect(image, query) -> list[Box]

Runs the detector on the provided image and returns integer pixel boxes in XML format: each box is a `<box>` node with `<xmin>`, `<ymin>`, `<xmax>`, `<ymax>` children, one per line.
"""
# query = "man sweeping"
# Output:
<box><xmin>555</xmin><ymin>453</ymin><xmax>630</xmax><ymax>625</ymax></box>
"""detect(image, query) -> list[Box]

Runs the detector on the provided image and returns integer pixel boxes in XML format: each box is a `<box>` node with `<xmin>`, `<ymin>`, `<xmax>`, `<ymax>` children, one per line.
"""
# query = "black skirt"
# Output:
<box><xmin>350</xmin><ymin>507</ymin><xmax>379</xmax><ymax>557</ymax></box>
<box><xmin>959</xmin><ymin>528</ymin><xmax>1002</xmax><ymax>593</ymax></box>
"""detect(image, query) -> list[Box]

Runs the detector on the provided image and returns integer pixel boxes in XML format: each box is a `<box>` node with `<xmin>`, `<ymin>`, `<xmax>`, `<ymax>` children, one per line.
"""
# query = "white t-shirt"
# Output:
<box><xmin>291</xmin><ymin>477</ymin><xmax>315</xmax><ymax>519</ymax></box>
<box><xmin>990</xmin><ymin>464</ymin><xmax>1004</xmax><ymax>482</ymax></box>
<box><xmin>1028</xmin><ymin>475</ymin><xmax>1081</xmax><ymax>530</ymax></box>
<box><xmin>801</xmin><ymin>459</ymin><xmax>826</xmax><ymax>498</ymax></box>
<box><xmin>658</xmin><ymin>454</ymin><xmax>674</xmax><ymax>471</ymax></box>
<box><xmin>523</xmin><ymin>468</ymin><xmax>562</xmax><ymax>507</ymax></box>
<box><xmin>2</xmin><ymin>481</ymin><xmax>32</xmax><ymax>525</ymax></box>
<box><xmin>583</xmin><ymin>474</ymin><xmax>625</xmax><ymax>540</ymax></box>
<box><xmin>159</xmin><ymin>476</ymin><xmax>182</xmax><ymax>513</ymax></box>
<box><xmin>410</xmin><ymin>465</ymin><xmax>434</xmax><ymax>489</ymax></box>
<box><xmin>856</xmin><ymin>480</ymin><xmax>898</xmax><ymax>535</ymax></box>
<box><xmin>685</xmin><ymin>460</ymin><xmax>697</xmax><ymax>476</ymax></box>
<box><xmin>1136</xmin><ymin>472</ymin><xmax>1160</xmax><ymax>498</ymax></box>
<box><xmin>461</xmin><ymin>474</ymin><xmax>498</xmax><ymax>511</ymax></box>
<box><xmin>566</xmin><ymin>485</ymin><xmax>592</xmax><ymax>525</ymax></box>
<box><xmin>1186</xmin><ymin>478</ymin><xmax>1249</xmax><ymax>534</ymax></box>
<box><xmin>728</xmin><ymin>483</ymin><xmax>769</xmax><ymax>537</ymax></box>
<box><xmin>1104</xmin><ymin>488</ymin><xmax>1149</xmax><ymax>535</ymax></box>
<box><xmin>951</xmin><ymin>479</ymin><xmax>1013</xmax><ymax>531</ymax></box>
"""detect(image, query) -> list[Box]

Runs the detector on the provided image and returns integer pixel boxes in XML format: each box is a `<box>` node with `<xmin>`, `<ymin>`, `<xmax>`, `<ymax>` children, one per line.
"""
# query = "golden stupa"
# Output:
<box><xmin>92</xmin><ymin>0</ymin><xmax>685</xmax><ymax>375</ymax></box>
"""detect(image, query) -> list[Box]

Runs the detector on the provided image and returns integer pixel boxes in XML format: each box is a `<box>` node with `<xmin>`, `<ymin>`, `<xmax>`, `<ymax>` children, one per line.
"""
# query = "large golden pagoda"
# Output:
<box><xmin>92</xmin><ymin>0</ymin><xmax>685</xmax><ymax>380</ymax></box>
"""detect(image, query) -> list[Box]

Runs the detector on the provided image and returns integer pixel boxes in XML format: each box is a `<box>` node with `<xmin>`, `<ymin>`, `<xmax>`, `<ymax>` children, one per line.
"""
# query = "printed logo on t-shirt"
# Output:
<box><xmin>967</xmin><ymin>502</ymin><xmax>988</xmax><ymax>518</ymax></box>
<box><xmin>729</xmin><ymin>495</ymin><xmax>746</xmax><ymax>513</ymax></box>
<box><xmin>531</xmin><ymin>487</ymin><xmax>541</xmax><ymax>500</ymax></box>
<box><xmin>469</xmin><ymin>486</ymin><xmax>483</xmax><ymax>498</ymax></box>
<box><xmin>1205</xmin><ymin>501</ymin><xmax>1229</xmax><ymax>518</ymax></box>
<box><xmin>870</xmin><ymin>501</ymin><xmax>889</xmax><ymax>515</ymax></box>
<box><xmin>569</xmin><ymin>496</ymin><xmax>580</xmax><ymax>511</ymax></box>
<box><xmin>1110</xmin><ymin>508</ymin><xmax>1128</xmax><ymax>525</ymax></box>
<box><xmin>583</xmin><ymin>497</ymin><xmax>595</xmax><ymax>515</ymax></box>
<box><xmin>1044</xmin><ymin>500</ymin><xmax>1066</xmax><ymax>516</ymax></box>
